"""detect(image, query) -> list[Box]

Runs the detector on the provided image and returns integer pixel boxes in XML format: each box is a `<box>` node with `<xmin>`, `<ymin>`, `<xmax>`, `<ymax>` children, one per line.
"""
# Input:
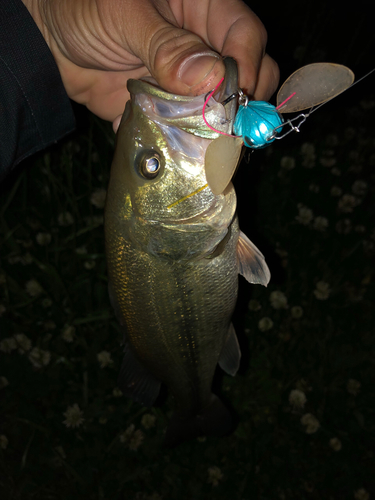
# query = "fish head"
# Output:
<box><xmin>108</xmin><ymin>58</ymin><xmax>240</xmax><ymax>234</ymax></box>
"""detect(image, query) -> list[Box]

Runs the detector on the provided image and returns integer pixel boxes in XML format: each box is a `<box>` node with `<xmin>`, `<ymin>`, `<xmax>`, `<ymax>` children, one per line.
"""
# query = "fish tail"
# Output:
<box><xmin>163</xmin><ymin>394</ymin><xmax>233</xmax><ymax>448</ymax></box>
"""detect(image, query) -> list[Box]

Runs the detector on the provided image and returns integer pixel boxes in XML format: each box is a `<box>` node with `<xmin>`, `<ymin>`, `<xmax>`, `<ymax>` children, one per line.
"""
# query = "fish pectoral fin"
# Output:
<box><xmin>118</xmin><ymin>343</ymin><xmax>161</xmax><ymax>407</ymax></box>
<box><xmin>237</xmin><ymin>230</ymin><xmax>271</xmax><ymax>286</ymax></box>
<box><xmin>218</xmin><ymin>323</ymin><xmax>241</xmax><ymax>376</ymax></box>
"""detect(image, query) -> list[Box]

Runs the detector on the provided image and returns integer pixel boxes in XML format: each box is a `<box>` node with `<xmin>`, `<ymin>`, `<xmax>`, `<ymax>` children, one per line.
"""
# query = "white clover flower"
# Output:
<box><xmin>58</xmin><ymin>211</ymin><xmax>74</xmax><ymax>226</ymax></box>
<box><xmin>0</xmin><ymin>376</ymin><xmax>9</xmax><ymax>389</ymax></box>
<box><xmin>352</xmin><ymin>180</ymin><xmax>368</xmax><ymax>196</ymax></box>
<box><xmin>43</xmin><ymin>320</ymin><xmax>56</xmax><ymax>331</ymax></box>
<box><xmin>300</xmin><ymin>413</ymin><xmax>320</xmax><ymax>434</ymax></box>
<box><xmin>28</xmin><ymin>347</ymin><xmax>51</xmax><ymax>368</ymax></box>
<box><xmin>14</xmin><ymin>333</ymin><xmax>32</xmax><ymax>354</ymax></box>
<box><xmin>141</xmin><ymin>413</ymin><xmax>156</xmax><ymax>429</ymax></box>
<box><xmin>275</xmin><ymin>247</ymin><xmax>288</xmax><ymax>268</ymax></box>
<box><xmin>331</xmin><ymin>186</ymin><xmax>343</xmax><ymax>197</ymax></box>
<box><xmin>63</xmin><ymin>404</ymin><xmax>85</xmax><ymax>428</ymax></box>
<box><xmin>313</xmin><ymin>281</ymin><xmax>331</xmax><ymax>300</ymax></box>
<box><xmin>61</xmin><ymin>325</ymin><xmax>75</xmax><ymax>343</ymax></box>
<box><xmin>112</xmin><ymin>387</ymin><xmax>123</xmax><ymax>398</ymax></box>
<box><xmin>84</xmin><ymin>260</ymin><xmax>96</xmax><ymax>270</ymax></box>
<box><xmin>301</xmin><ymin>142</ymin><xmax>315</xmax><ymax>156</ymax></box>
<box><xmin>20</xmin><ymin>253</ymin><xmax>33</xmax><ymax>265</ymax></box>
<box><xmin>25</xmin><ymin>279</ymin><xmax>43</xmax><ymax>297</ymax></box>
<box><xmin>280</xmin><ymin>156</ymin><xmax>296</xmax><ymax>170</ymax></box>
<box><xmin>291</xmin><ymin>306</ymin><xmax>303</xmax><ymax>319</ymax></box>
<box><xmin>313</xmin><ymin>216</ymin><xmax>329</xmax><ymax>231</ymax></box>
<box><xmin>119</xmin><ymin>424</ymin><xmax>144</xmax><ymax>450</ymax></box>
<box><xmin>97</xmin><ymin>350</ymin><xmax>113</xmax><ymax>368</ymax></box>
<box><xmin>289</xmin><ymin>389</ymin><xmax>307</xmax><ymax>409</ymax></box>
<box><xmin>360</xmin><ymin>99</ymin><xmax>375</xmax><ymax>110</ymax></box>
<box><xmin>248</xmin><ymin>299</ymin><xmax>261</xmax><ymax>311</ymax></box>
<box><xmin>270</xmin><ymin>290</ymin><xmax>288</xmax><ymax>310</ymax></box>
<box><xmin>128</xmin><ymin>429</ymin><xmax>144</xmax><ymax>451</ymax></box>
<box><xmin>329</xmin><ymin>437</ymin><xmax>342</xmax><ymax>451</ymax></box>
<box><xmin>309</xmin><ymin>183</ymin><xmax>320</xmax><ymax>193</ymax></box>
<box><xmin>320</xmin><ymin>157</ymin><xmax>336</xmax><ymax>167</ymax></box>
<box><xmin>42</xmin><ymin>298</ymin><xmax>53</xmax><ymax>308</ymax></box>
<box><xmin>85</xmin><ymin>215</ymin><xmax>103</xmax><ymax>226</ymax></box>
<box><xmin>0</xmin><ymin>435</ymin><xmax>9</xmax><ymax>450</ymax></box>
<box><xmin>0</xmin><ymin>337</ymin><xmax>17</xmax><ymax>353</ymax></box>
<box><xmin>75</xmin><ymin>246</ymin><xmax>87</xmax><ymax>255</ymax></box>
<box><xmin>347</xmin><ymin>378</ymin><xmax>361</xmax><ymax>396</ymax></box>
<box><xmin>258</xmin><ymin>317</ymin><xmax>274</xmax><ymax>331</ymax></box>
<box><xmin>90</xmin><ymin>189</ymin><xmax>107</xmax><ymax>209</ymax></box>
<box><xmin>348</xmin><ymin>164</ymin><xmax>362</xmax><ymax>174</ymax></box>
<box><xmin>295</xmin><ymin>204</ymin><xmax>314</xmax><ymax>225</ymax></box>
<box><xmin>326</xmin><ymin>134</ymin><xmax>339</xmax><ymax>147</ymax></box>
<box><xmin>338</xmin><ymin>194</ymin><xmax>360</xmax><ymax>213</ymax></box>
<box><xmin>36</xmin><ymin>232</ymin><xmax>52</xmax><ymax>246</ymax></box>
<box><xmin>354</xmin><ymin>489</ymin><xmax>370</xmax><ymax>500</ymax></box>
<box><xmin>207</xmin><ymin>466</ymin><xmax>223</xmax><ymax>486</ymax></box>
<box><xmin>300</xmin><ymin>142</ymin><xmax>316</xmax><ymax>168</ymax></box>
<box><xmin>119</xmin><ymin>424</ymin><xmax>135</xmax><ymax>443</ymax></box>
<box><xmin>147</xmin><ymin>494</ymin><xmax>162</xmax><ymax>500</ymax></box>
<box><xmin>363</xmin><ymin>240</ymin><xmax>375</xmax><ymax>254</ymax></box>
<box><xmin>336</xmin><ymin>219</ymin><xmax>352</xmax><ymax>235</ymax></box>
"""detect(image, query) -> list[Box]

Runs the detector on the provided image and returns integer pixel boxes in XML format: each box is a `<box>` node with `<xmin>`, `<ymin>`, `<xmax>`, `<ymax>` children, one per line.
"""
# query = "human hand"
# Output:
<box><xmin>23</xmin><ymin>0</ymin><xmax>279</xmax><ymax>128</ymax></box>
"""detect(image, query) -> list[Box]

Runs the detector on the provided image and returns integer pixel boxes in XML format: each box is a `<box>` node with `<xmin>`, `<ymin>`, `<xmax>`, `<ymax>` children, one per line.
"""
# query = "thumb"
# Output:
<box><xmin>144</xmin><ymin>26</ymin><xmax>226</xmax><ymax>96</ymax></box>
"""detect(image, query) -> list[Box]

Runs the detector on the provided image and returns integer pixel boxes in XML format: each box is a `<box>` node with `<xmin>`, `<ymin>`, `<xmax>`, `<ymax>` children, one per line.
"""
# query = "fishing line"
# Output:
<box><xmin>202</xmin><ymin>65</ymin><xmax>375</xmax><ymax>148</ymax></box>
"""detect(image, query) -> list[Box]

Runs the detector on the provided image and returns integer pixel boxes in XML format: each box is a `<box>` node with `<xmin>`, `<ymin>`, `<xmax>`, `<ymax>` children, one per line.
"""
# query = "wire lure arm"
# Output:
<box><xmin>271</xmin><ymin>112</ymin><xmax>309</xmax><ymax>141</ymax></box>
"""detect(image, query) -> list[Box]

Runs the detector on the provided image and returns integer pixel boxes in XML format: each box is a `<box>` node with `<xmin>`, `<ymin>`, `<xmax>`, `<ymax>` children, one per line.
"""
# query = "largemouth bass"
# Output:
<box><xmin>105</xmin><ymin>58</ymin><xmax>270</xmax><ymax>446</ymax></box>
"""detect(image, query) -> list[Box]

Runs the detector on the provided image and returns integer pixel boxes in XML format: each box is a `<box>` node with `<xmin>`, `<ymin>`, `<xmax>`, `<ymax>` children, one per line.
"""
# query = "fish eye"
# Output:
<box><xmin>138</xmin><ymin>151</ymin><xmax>162</xmax><ymax>179</ymax></box>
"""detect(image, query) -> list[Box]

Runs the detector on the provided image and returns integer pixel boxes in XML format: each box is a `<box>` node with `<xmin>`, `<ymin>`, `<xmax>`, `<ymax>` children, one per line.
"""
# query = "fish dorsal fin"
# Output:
<box><xmin>118</xmin><ymin>343</ymin><xmax>161</xmax><ymax>407</ymax></box>
<box><xmin>237</xmin><ymin>231</ymin><xmax>270</xmax><ymax>286</ymax></box>
<box><xmin>218</xmin><ymin>323</ymin><xmax>241</xmax><ymax>376</ymax></box>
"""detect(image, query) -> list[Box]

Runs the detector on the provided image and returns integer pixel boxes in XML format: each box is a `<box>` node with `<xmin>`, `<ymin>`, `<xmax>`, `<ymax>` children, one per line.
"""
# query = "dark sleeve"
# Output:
<box><xmin>0</xmin><ymin>0</ymin><xmax>76</xmax><ymax>180</ymax></box>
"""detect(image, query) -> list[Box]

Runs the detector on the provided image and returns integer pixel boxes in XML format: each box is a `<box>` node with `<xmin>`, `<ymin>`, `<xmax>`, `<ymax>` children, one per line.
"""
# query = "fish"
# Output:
<box><xmin>104</xmin><ymin>57</ymin><xmax>270</xmax><ymax>446</ymax></box>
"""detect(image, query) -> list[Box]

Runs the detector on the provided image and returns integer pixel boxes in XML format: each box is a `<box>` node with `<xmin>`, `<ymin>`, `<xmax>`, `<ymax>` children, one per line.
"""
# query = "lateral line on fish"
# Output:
<box><xmin>167</xmin><ymin>184</ymin><xmax>209</xmax><ymax>210</ymax></box>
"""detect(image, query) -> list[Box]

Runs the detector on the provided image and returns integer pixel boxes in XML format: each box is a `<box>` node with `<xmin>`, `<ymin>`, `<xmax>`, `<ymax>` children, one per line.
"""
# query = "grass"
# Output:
<box><xmin>1</xmin><ymin>14</ymin><xmax>375</xmax><ymax>500</ymax></box>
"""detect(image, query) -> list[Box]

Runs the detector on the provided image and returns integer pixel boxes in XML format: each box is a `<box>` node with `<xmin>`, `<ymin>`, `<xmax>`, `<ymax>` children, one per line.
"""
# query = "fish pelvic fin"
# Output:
<box><xmin>218</xmin><ymin>323</ymin><xmax>241</xmax><ymax>376</ymax></box>
<box><xmin>163</xmin><ymin>394</ymin><xmax>233</xmax><ymax>448</ymax></box>
<box><xmin>118</xmin><ymin>343</ymin><xmax>161</xmax><ymax>407</ymax></box>
<box><xmin>237</xmin><ymin>230</ymin><xmax>270</xmax><ymax>286</ymax></box>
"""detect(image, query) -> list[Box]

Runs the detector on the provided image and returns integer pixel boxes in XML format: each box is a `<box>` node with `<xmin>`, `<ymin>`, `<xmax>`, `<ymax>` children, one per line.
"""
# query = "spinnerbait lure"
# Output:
<box><xmin>203</xmin><ymin>63</ymin><xmax>374</xmax><ymax>194</ymax></box>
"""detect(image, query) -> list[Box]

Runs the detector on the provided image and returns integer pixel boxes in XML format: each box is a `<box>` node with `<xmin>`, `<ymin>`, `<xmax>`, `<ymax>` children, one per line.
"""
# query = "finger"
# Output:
<box><xmin>252</xmin><ymin>54</ymin><xmax>280</xmax><ymax>101</ymax></box>
<box><xmin>139</xmin><ymin>26</ymin><xmax>226</xmax><ymax>96</ymax></box>
<box><xmin>208</xmin><ymin>5</ymin><xmax>279</xmax><ymax>99</ymax></box>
